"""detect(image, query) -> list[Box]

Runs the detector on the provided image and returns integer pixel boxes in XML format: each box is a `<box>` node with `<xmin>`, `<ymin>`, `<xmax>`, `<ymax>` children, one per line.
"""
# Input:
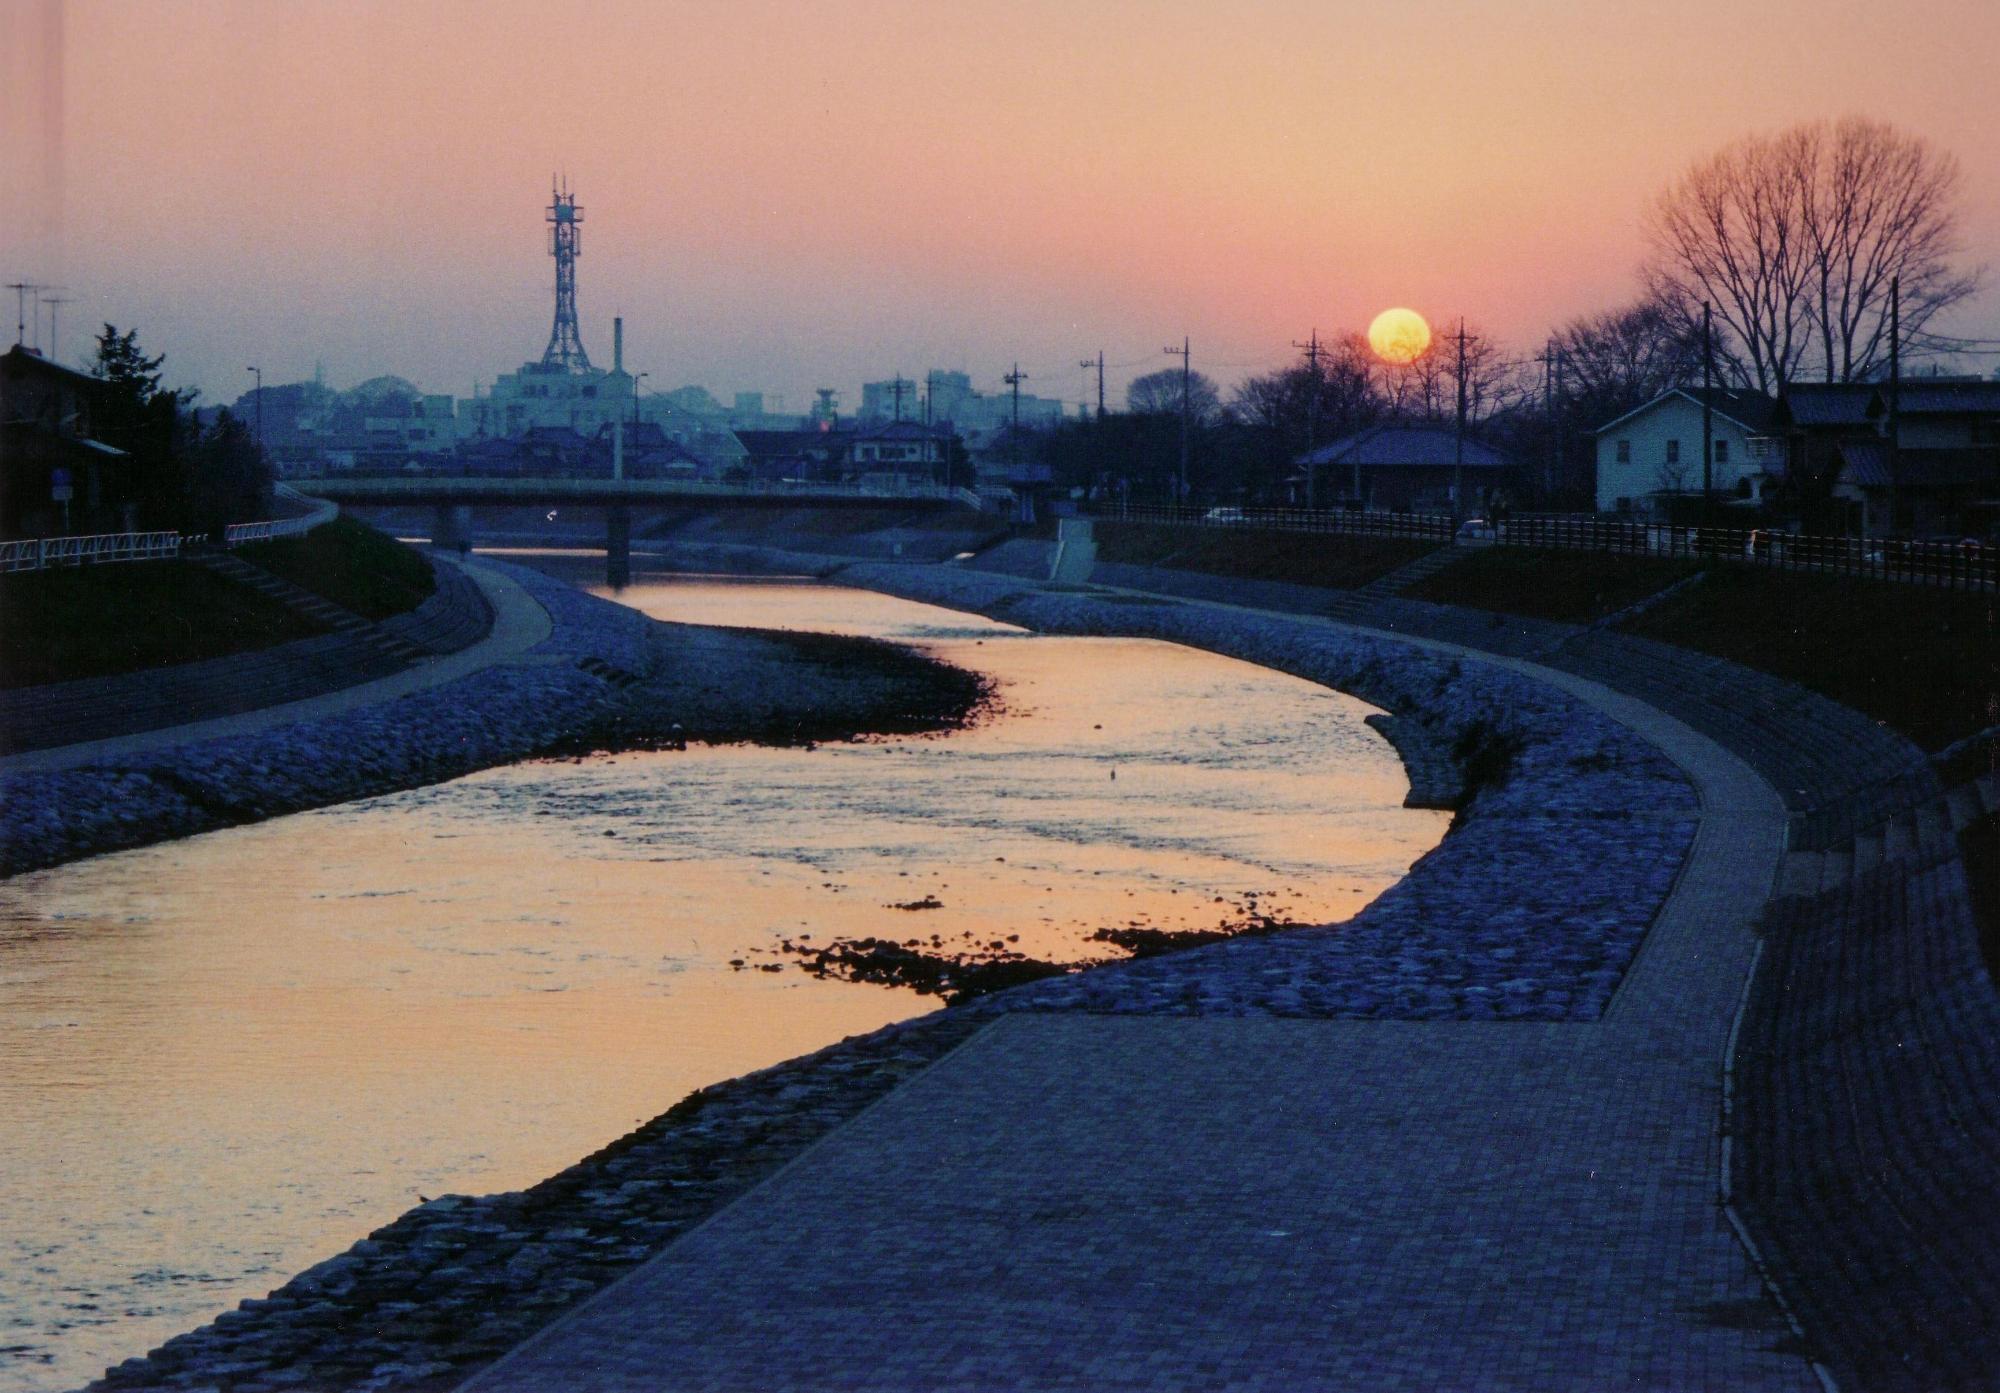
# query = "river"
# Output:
<box><xmin>0</xmin><ymin>570</ymin><xmax>1449</xmax><ymax>1391</ymax></box>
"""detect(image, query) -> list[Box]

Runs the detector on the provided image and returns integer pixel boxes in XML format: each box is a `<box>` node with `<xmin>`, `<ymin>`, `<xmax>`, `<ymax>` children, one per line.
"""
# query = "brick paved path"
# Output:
<box><xmin>465</xmin><ymin>622</ymin><xmax>1817</xmax><ymax>1392</ymax></box>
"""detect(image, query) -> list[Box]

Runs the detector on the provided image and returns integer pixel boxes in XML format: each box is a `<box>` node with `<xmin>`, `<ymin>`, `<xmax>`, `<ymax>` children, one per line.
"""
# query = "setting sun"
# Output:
<box><xmin>1367</xmin><ymin>308</ymin><xmax>1432</xmax><ymax>365</ymax></box>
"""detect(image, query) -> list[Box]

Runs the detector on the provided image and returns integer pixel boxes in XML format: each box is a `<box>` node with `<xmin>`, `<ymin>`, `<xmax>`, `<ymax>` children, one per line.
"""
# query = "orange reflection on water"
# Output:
<box><xmin>0</xmin><ymin>576</ymin><xmax>1446</xmax><ymax>1391</ymax></box>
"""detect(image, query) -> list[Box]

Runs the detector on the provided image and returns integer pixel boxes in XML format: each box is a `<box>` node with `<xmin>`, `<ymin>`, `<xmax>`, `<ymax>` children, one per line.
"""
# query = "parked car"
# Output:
<box><xmin>1455</xmin><ymin>516</ymin><xmax>1496</xmax><ymax>544</ymax></box>
<box><xmin>1203</xmin><ymin>507</ymin><xmax>1246</xmax><ymax>524</ymax></box>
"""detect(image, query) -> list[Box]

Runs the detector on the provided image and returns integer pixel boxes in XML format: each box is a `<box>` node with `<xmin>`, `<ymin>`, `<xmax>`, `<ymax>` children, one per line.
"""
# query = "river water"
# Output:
<box><xmin>0</xmin><ymin>572</ymin><xmax>1449</xmax><ymax>1391</ymax></box>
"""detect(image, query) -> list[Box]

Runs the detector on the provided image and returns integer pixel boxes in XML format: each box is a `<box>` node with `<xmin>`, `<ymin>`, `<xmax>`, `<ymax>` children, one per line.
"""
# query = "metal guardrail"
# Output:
<box><xmin>0</xmin><ymin>531</ymin><xmax>183</xmax><ymax>572</ymax></box>
<box><xmin>1088</xmin><ymin>503</ymin><xmax>1996</xmax><ymax>591</ymax></box>
<box><xmin>295</xmin><ymin>474</ymin><xmax>983</xmax><ymax>505</ymax></box>
<box><xmin>5</xmin><ymin>488</ymin><xmax>339</xmax><ymax>572</ymax></box>
<box><xmin>1097</xmin><ymin>502</ymin><xmax>1459</xmax><ymax>542</ymax></box>
<box><xmin>224</xmin><ymin>484</ymin><xmax>341</xmax><ymax>546</ymax></box>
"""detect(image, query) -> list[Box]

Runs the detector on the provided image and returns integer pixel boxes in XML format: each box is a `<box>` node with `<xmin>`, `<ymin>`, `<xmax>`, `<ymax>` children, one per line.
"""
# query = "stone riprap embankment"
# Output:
<box><xmin>3</xmin><ymin>563</ymin><xmax>624</xmax><ymax>877</ymax></box>
<box><xmin>86</xmin><ymin>558</ymin><xmax>1713</xmax><ymax>1393</ymax></box>
<box><xmin>842</xmin><ymin>562</ymin><xmax>1698</xmax><ymax>1022</ymax></box>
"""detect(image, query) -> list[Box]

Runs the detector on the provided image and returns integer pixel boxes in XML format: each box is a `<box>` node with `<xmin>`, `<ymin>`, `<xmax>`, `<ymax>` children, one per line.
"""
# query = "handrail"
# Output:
<box><xmin>0</xmin><ymin>531</ymin><xmax>183</xmax><ymax>572</ymax></box>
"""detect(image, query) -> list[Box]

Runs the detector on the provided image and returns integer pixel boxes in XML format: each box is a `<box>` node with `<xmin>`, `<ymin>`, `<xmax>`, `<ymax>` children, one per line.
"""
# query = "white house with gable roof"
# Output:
<box><xmin>1594</xmin><ymin>387</ymin><xmax>1781</xmax><ymax>514</ymax></box>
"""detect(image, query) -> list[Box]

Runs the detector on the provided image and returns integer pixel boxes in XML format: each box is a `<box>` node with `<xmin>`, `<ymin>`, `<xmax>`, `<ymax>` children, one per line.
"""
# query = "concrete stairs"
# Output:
<box><xmin>1777</xmin><ymin>771</ymin><xmax>1998</xmax><ymax>900</ymax></box>
<box><xmin>1350</xmin><ymin>543</ymin><xmax>1466</xmax><ymax>603</ymax></box>
<box><xmin>197</xmin><ymin>551</ymin><xmax>429</xmax><ymax>666</ymax></box>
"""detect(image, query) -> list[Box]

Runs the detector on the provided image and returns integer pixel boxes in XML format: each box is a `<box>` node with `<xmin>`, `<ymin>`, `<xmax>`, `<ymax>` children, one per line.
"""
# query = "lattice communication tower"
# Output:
<box><xmin>540</xmin><ymin>176</ymin><xmax>592</xmax><ymax>372</ymax></box>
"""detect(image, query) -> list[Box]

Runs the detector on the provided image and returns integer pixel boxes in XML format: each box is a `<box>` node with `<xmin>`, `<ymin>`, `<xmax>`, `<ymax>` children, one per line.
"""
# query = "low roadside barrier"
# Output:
<box><xmin>1088</xmin><ymin>503</ymin><xmax>1995</xmax><ymax>591</ymax></box>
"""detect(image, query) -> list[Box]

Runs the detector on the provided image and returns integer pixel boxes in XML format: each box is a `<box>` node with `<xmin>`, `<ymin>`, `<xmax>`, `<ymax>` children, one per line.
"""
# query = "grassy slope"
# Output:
<box><xmin>1095</xmin><ymin>522</ymin><xmax>1437</xmax><ymax>590</ymax></box>
<box><xmin>0</xmin><ymin>562</ymin><xmax>323</xmax><ymax>689</ymax></box>
<box><xmin>1628</xmin><ymin>566</ymin><xmax>1999</xmax><ymax>751</ymax></box>
<box><xmin>238</xmin><ymin>515</ymin><xmax>435</xmax><ymax>621</ymax></box>
<box><xmin>1405</xmin><ymin>548</ymin><xmax>1700</xmax><ymax>624</ymax></box>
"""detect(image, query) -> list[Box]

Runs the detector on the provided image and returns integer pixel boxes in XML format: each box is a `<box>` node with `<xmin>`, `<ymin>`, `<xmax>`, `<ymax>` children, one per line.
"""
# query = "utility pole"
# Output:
<box><xmin>1554</xmin><ymin>348</ymin><xmax>1567</xmax><ymax>504</ymax></box>
<box><xmin>1165</xmin><ymin>336</ymin><xmax>1190</xmax><ymax>502</ymax></box>
<box><xmin>1292</xmin><ymin>329</ymin><xmax>1323</xmax><ymax>507</ymax></box>
<box><xmin>1080</xmin><ymin>351</ymin><xmax>1105</xmax><ymax>420</ymax></box>
<box><xmin>6</xmin><ymin>283</ymin><xmax>42</xmax><ymax>348</ymax></box>
<box><xmin>1004</xmin><ymin>362</ymin><xmax>1025</xmax><ymax>477</ymax></box>
<box><xmin>245</xmin><ymin>365</ymin><xmax>263</xmax><ymax>454</ymax></box>
<box><xmin>1888</xmin><ymin>274</ymin><xmax>1901</xmax><ymax>536</ymax></box>
<box><xmin>1701</xmin><ymin>302</ymin><xmax>1714</xmax><ymax>505</ymax></box>
<box><xmin>889</xmin><ymin>373</ymin><xmax>911</xmax><ymax>423</ymax></box>
<box><xmin>1453</xmin><ymin>319</ymin><xmax>1467</xmax><ymax>521</ymax></box>
<box><xmin>1541</xmin><ymin>341</ymin><xmax>1556</xmax><ymax>503</ymax></box>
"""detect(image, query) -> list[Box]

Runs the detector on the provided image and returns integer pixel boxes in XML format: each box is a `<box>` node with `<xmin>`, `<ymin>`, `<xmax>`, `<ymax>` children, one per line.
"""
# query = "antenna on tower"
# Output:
<box><xmin>539</xmin><ymin>176</ymin><xmax>592</xmax><ymax>372</ymax></box>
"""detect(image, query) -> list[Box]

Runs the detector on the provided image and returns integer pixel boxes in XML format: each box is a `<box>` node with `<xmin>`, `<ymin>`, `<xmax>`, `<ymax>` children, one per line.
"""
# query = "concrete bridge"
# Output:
<box><xmin>298</xmin><ymin>476</ymin><xmax>983</xmax><ymax>584</ymax></box>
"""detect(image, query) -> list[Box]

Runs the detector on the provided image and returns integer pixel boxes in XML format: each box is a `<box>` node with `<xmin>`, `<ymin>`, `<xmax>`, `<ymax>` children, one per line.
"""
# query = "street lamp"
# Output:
<box><xmin>245</xmin><ymin>366</ymin><xmax>263</xmax><ymax>455</ymax></box>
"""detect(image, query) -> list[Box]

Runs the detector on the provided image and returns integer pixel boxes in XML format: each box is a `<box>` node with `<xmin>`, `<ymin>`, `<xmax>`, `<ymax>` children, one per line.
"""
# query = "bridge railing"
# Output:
<box><xmin>297</xmin><ymin>475</ymin><xmax>988</xmax><ymax>505</ymax></box>
<box><xmin>0</xmin><ymin>531</ymin><xmax>184</xmax><ymax>572</ymax></box>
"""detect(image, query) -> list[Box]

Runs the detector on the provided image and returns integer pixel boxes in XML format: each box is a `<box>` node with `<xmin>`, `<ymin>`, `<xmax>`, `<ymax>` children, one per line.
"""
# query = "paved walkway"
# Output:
<box><xmin>464</xmin><ymin>604</ymin><xmax>1815</xmax><ymax>1391</ymax></box>
<box><xmin>0</xmin><ymin>556</ymin><xmax>551</xmax><ymax>775</ymax></box>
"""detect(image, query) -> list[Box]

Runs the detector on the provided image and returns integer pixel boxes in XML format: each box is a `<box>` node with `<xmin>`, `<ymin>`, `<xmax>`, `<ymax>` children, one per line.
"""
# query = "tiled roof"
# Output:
<box><xmin>1778</xmin><ymin>383</ymin><xmax>1881</xmax><ymax>427</ymax></box>
<box><xmin>1298</xmin><ymin>424</ymin><xmax>1509</xmax><ymax>469</ymax></box>
<box><xmin>1897</xmin><ymin>382</ymin><xmax>2000</xmax><ymax>415</ymax></box>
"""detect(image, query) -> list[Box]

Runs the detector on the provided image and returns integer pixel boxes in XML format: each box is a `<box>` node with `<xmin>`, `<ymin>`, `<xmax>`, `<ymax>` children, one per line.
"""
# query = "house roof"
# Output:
<box><xmin>855</xmin><ymin>419</ymin><xmax>949</xmax><ymax>442</ymax></box>
<box><xmin>1776</xmin><ymin>383</ymin><xmax>1882</xmax><ymax>428</ymax></box>
<box><xmin>1897</xmin><ymin>381</ymin><xmax>2000</xmax><ymax>416</ymax></box>
<box><xmin>1591</xmin><ymin>387</ymin><xmax>1780</xmax><ymax>437</ymax></box>
<box><xmin>1298</xmin><ymin>424</ymin><xmax>1508</xmax><ymax>470</ymax></box>
<box><xmin>1837</xmin><ymin>440</ymin><xmax>2000</xmax><ymax>489</ymax></box>
<box><xmin>0</xmin><ymin>343</ymin><xmax>113</xmax><ymax>393</ymax></box>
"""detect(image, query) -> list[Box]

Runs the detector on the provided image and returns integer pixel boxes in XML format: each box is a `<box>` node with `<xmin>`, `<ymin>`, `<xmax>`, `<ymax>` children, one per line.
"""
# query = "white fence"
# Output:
<box><xmin>4</xmin><ymin>486</ymin><xmax>341</xmax><ymax>573</ymax></box>
<box><xmin>224</xmin><ymin>484</ymin><xmax>340</xmax><ymax>546</ymax></box>
<box><xmin>0</xmin><ymin>531</ymin><xmax>183</xmax><ymax>572</ymax></box>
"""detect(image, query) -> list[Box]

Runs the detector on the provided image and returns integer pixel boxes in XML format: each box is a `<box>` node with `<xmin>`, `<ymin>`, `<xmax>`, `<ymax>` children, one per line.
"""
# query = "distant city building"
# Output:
<box><xmin>857</xmin><ymin>368</ymin><xmax>1065</xmax><ymax>446</ymax></box>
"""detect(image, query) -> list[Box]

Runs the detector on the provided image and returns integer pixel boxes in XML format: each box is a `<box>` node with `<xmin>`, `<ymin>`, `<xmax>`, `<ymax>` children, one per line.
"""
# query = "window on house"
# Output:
<box><xmin>1666</xmin><ymin>440</ymin><xmax>1680</xmax><ymax>464</ymax></box>
<box><xmin>1714</xmin><ymin>439</ymin><xmax>1730</xmax><ymax>466</ymax></box>
<box><xmin>1616</xmin><ymin>440</ymin><xmax>1631</xmax><ymax>464</ymax></box>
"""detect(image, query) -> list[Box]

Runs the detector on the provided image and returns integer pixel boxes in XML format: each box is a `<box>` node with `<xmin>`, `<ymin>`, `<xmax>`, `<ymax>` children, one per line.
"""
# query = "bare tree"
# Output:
<box><xmin>1646</xmin><ymin>118</ymin><xmax>1979</xmax><ymax>392</ymax></box>
<box><xmin>1645</xmin><ymin>127</ymin><xmax>1817</xmax><ymax>394</ymax></box>
<box><xmin>1553</xmin><ymin>288</ymin><xmax>1707</xmax><ymax>417</ymax></box>
<box><xmin>1798</xmin><ymin>117</ymin><xmax>1980</xmax><ymax>382</ymax></box>
<box><xmin>1126</xmin><ymin>367</ymin><xmax>1221</xmax><ymax>423</ymax></box>
<box><xmin>1380</xmin><ymin>325</ymin><xmax>1516</xmax><ymax>423</ymax></box>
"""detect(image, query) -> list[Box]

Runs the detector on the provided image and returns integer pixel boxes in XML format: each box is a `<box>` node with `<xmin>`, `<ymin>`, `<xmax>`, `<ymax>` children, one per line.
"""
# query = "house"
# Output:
<box><xmin>1297</xmin><ymin>424</ymin><xmax>1512</xmax><ymax>512</ymax></box>
<box><xmin>1766</xmin><ymin>379</ymin><xmax>2000</xmax><ymax>535</ymax></box>
<box><xmin>1593</xmin><ymin>388</ymin><xmax>1781</xmax><ymax>515</ymax></box>
<box><xmin>0</xmin><ymin>344</ymin><xmax>135</xmax><ymax>537</ymax></box>
<box><xmin>585</xmin><ymin>421</ymin><xmax>706</xmax><ymax>478</ymax></box>
<box><xmin>731</xmin><ymin>426</ymin><xmax>854</xmax><ymax>483</ymax></box>
<box><xmin>850</xmin><ymin>420</ymin><xmax>951</xmax><ymax>488</ymax></box>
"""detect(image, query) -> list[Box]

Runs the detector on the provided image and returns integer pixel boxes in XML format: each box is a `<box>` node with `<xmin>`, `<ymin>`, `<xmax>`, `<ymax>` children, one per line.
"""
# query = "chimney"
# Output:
<box><xmin>614</xmin><ymin>316</ymin><xmax>624</xmax><ymax>374</ymax></box>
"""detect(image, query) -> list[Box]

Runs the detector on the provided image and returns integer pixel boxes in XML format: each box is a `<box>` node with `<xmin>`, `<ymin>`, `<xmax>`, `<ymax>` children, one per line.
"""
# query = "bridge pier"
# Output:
<box><xmin>430</xmin><ymin>504</ymin><xmax>472</xmax><ymax>553</ymax></box>
<box><xmin>606</xmin><ymin>505</ymin><xmax>631</xmax><ymax>589</ymax></box>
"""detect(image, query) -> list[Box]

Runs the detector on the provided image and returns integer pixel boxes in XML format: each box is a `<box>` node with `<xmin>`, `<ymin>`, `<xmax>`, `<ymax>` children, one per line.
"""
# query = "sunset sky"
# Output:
<box><xmin>6</xmin><ymin>0</ymin><xmax>1998</xmax><ymax>411</ymax></box>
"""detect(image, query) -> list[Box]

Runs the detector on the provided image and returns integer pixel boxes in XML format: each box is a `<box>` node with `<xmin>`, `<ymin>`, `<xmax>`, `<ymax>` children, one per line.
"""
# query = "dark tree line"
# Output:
<box><xmin>93</xmin><ymin>325</ymin><xmax>273</xmax><ymax>535</ymax></box>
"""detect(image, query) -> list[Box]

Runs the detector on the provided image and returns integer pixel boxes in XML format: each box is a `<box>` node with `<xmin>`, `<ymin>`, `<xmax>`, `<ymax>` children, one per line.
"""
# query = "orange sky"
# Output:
<box><xmin>7</xmin><ymin>0</ymin><xmax>1998</xmax><ymax>409</ymax></box>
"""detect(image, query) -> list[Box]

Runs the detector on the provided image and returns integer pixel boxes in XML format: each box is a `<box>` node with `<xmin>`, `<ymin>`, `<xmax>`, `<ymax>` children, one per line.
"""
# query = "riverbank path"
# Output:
<box><xmin>0</xmin><ymin>556</ymin><xmax>552</xmax><ymax>776</ymax></box>
<box><xmin>462</xmin><ymin>596</ymin><xmax>1820</xmax><ymax>1392</ymax></box>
